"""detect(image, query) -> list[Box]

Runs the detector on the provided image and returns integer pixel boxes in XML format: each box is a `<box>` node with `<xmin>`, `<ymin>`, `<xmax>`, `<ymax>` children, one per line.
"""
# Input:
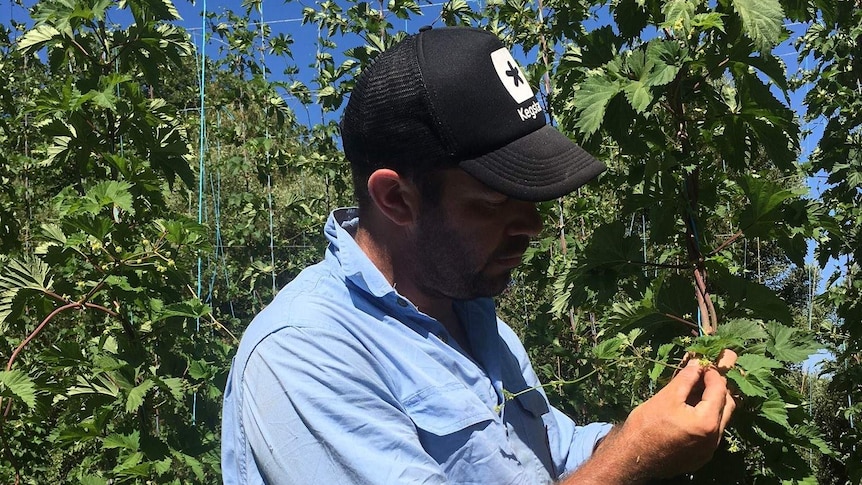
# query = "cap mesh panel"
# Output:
<box><xmin>341</xmin><ymin>35</ymin><xmax>452</xmax><ymax>177</ymax></box>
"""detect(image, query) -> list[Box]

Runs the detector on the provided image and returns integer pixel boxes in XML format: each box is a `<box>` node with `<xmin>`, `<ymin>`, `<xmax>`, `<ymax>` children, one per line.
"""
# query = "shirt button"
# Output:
<box><xmin>397</xmin><ymin>298</ymin><xmax>408</xmax><ymax>307</ymax></box>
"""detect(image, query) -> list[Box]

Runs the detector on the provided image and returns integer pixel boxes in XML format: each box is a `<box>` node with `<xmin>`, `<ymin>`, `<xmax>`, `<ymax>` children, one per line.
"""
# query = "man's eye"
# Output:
<box><xmin>483</xmin><ymin>198</ymin><xmax>508</xmax><ymax>208</ymax></box>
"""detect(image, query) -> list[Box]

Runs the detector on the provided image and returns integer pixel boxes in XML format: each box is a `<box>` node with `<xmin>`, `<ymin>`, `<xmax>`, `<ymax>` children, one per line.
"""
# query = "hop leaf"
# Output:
<box><xmin>731</xmin><ymin>0</ymin><xmax>786</xmax><ymax>51</ymax></box>
<box><xmin>0</xmin><ymin>257</ymin><xmax>53</xmax><ymax>326</ymax></box>
<box><xmin>572</xmin><ymin>75</ymin><xmax>622</xmax><ymax>136</ymax></box>
<box><xmin>0</xmin><ymin>370</ymin><xmax>37</xmax><ymax>409</ymax></box>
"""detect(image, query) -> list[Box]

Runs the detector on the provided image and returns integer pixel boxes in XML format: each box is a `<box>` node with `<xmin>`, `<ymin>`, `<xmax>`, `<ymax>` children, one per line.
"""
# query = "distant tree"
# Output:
<box><xmin>800</xmin><ymin>3</ymin><xmax>862</xmax><ymax>482</ymax></box>
<box><xmin>0</xmin><ymin>1</ymin><xmax>222</xmax><ymax>482</ymax></box>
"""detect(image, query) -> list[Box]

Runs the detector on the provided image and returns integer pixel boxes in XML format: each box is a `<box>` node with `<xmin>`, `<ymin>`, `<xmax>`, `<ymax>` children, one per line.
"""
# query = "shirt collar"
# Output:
<box><xmin>324</xmin><ymin>208</ymin><xmax>500</xmax><ymax>348</ymax></box>
<box><xmin>324</xmin><ymin>207</ymin><xmax>398</xmax><ymax>299</ymax></box>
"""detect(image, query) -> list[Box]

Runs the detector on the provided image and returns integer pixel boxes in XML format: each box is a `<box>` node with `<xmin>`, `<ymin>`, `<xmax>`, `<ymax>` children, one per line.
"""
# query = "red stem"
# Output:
<box><xmin>5</xmin><ymin>302</ymin><xmax>78</xmax><ymax>373</ymax></box>
<box><xmin>694</xmin><ymin>267</ymin><xmax>717</xmax><ymax>335</ymax></box>
<box><xmin>693</xmin><ymin>275</ymin><xmax>711</xmax><ymax>335</ymax></box>
<box><xmin>709</xmin><ymin>229</ymin><xmax>744</xmax><ymax>256</ymax></box>
<box><xmin>2</xmin><ymin>301</ymin><xmax>118</xmax><ymax>415</ymax></box>
<box><xmin>0</xmin><ymin>299</ymin><xmax>120</xmax><ymax>484</ymax></box>
<box><xmin>662</xmin><ymin>312</ymin><xmax>701</xmax><ymax>331</ymax></box>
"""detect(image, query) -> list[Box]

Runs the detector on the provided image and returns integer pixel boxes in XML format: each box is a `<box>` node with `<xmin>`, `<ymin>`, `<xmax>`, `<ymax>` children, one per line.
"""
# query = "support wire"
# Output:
<box><xmin>192</xmin><ymin>0</ymin><xmax>208</xmax><ymax>426</ymax></box>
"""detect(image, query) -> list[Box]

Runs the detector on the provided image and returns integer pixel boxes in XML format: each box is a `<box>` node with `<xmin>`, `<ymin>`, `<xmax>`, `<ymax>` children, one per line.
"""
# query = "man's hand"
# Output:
<box><xmin>560</xmin><ymin>350</ymin><xmax>738</xmax><ymax>484</ymax></box>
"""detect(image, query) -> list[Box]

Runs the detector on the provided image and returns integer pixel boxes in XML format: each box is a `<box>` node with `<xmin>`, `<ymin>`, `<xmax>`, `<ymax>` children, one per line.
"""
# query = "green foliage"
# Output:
<box><xmin>0</xmin><ymin>370</ymin><xmax>37</xmax><ymax>409</ymax></box>
<box><xmin>1</xmin><ymin>0</ymin><xmax>859</xmax><ymax>483</ymax></box>
<box><xmin>0</xmin><ymin>0</ymin><xmax>227</xmax><ymax>482</ymax></box>
<box><xmin>797</xmin><ymin>3</ymin><xmax>862</xmax><ymax>481</ymax></box>
<box><xmin>730</xmin><ymin>0</ymin><xmax>787</xmax><ymax>51</ymax></box>
<box><xmin>504</xmin><ymin>0</ymin><xmax>836</xmax><ymax>482</ymax></box>
<box><xmin>0</xmin><ymin>1</ymin><xmax>356</xmax><ymax>480</ymax></box>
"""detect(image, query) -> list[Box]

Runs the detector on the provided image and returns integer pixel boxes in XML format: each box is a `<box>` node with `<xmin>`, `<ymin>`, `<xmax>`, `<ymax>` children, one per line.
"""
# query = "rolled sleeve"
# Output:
<box><xmin>545</xmin><ymin>407</ymin><xmax>613</xmax><ymax>477</ymax></box>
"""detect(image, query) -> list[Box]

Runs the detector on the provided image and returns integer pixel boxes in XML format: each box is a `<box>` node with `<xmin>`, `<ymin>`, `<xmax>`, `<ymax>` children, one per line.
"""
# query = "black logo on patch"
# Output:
<box><xmin>505</xmin><ymin>61</ymin><xmax>523</xmax><ymax>87</ymax></box>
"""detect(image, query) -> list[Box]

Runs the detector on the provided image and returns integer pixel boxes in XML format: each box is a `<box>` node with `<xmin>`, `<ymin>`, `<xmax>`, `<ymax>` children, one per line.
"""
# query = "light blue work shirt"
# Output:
<box><xmin>221</xmin><ymin>208</ymin><xmax>611</xmax><ymax>484</ymax></box>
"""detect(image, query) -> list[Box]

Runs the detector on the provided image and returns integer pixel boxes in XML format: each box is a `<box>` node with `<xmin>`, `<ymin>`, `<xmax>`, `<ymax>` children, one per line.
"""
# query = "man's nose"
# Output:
<box><xmin>506</xmin><ymin>200</ymin><xmax>542</xmax><ymax>237</ymax></box>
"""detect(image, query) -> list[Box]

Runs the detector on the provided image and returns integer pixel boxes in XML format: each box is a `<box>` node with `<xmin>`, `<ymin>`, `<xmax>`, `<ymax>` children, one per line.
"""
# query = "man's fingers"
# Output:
<box><xmin>694</xmin><ymin>367</ymin><xmax>729</xmax><ymax>417</ymax></box>
<box><xmin>719</xmin><ymin>389</ymin><xmax>736</xmax><ymax>434</ymax></box>
<box><xmin>715</xmin><ymin>349</ymin><xmax>737</xmax><ymax>374</ymax></box>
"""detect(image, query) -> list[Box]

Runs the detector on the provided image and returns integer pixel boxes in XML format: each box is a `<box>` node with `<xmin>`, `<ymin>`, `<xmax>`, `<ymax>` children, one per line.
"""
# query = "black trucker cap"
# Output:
<box><xmin>340</xmin><ymin>26</ymin><xmax>606</xmax><ymax>202</ymax></box>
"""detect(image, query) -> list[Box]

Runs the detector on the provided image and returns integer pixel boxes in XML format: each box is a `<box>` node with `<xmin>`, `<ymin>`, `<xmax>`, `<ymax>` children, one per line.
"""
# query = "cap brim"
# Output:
<box><xmin>459</xmin><ymin>125</ymin><xmax>606</xmax><ymax>202</ymax></box>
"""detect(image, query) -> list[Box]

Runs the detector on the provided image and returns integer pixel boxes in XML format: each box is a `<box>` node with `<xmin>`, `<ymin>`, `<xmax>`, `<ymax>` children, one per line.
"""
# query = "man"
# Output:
<box><xmin>221</xmin><ymin>26</ymin><xmax>736</xmax><ymax>484</ymax></box>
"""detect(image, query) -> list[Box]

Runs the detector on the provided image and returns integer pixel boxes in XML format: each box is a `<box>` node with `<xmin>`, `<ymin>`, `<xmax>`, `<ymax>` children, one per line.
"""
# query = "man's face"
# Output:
<box><xmin>411</xmin><ymin>169</ymin><xmax>543</xmax><ymax>300</ymax></box>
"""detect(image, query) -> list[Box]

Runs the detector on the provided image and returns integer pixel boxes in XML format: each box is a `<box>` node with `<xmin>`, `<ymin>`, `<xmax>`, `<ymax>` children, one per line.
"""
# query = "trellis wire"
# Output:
<box><xmin>259</xmin><ymin>1</ymin><xmax>278</xmax><ymax>294</ymax></box>
<box><xmin>191</xmin><ymin>0</ymin><xmax>209</xmax><ymax>426</ymax></box>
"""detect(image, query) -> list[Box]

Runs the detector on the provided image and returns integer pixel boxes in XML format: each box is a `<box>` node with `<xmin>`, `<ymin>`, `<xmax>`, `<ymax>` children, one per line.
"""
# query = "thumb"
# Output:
<box><xmin>665</xmin><ymin>359</ymin><xmax>705</xmax><ymax>401</ymax></box>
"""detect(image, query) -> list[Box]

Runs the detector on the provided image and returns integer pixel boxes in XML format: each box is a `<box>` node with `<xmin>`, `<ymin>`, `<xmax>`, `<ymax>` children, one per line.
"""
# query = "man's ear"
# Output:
<box><xmin>366</xmin><ymin>169</ymin><xmax>421</xmax><ymax>226</ymax></box>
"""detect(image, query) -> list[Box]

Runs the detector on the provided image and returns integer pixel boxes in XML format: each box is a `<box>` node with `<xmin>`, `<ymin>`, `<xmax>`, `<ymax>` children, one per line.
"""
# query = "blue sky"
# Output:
<box><xmin>1</xmin><ymin>0</ymin><xmax>827</xmax><ymax>159</ymax></box>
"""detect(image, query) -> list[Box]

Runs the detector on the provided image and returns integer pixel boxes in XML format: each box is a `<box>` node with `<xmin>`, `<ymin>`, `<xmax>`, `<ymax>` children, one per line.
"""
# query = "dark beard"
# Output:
<box><xmin>413</xmin><ymin>206</ymin><xmax>528</xmax><ymax>300</ymax></box>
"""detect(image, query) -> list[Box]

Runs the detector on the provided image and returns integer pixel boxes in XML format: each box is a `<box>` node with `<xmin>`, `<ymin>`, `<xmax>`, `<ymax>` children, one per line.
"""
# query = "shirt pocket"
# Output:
<box><xmin>403</xmin><ymin>383</ymin><xmax>523</xmax><ymax>482</ymax></box>
<box><xmin>402</xmin><ymin>382</ymin><xmax>496</xmax><ymax>436</ymax></box>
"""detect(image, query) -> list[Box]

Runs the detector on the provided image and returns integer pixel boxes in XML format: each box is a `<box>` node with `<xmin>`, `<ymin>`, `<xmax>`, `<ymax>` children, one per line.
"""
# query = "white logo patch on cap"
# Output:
<box><xmin>490</xmin><ymin>48</ymin><xmax>534</xmax><ymax>104</ymax></box>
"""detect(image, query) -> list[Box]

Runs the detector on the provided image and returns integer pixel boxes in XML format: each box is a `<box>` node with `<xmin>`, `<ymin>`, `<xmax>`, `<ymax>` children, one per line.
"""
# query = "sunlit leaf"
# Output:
<box><xmin>731</xmin><ymin>0</ymin><xmax>785</xmax><ymax>51</ymax></box>
<box><xmin>690</xmin><ymin>12</ymin><xmax>725</xmax><ymax>32</ymax></box>
<box><xmin>112</xmin><ymin>451</ymin><xmax>144</xmax><ymax>474</ymax></box>
<box><xmin>660</xmin><ymin>0</ymin><xmax>695</xmax><ymax>35</ymax></box>
<box><xmin>156</xmin><ymin>376</ymin><xmax>185</xmax><ymax>401</ymax></box>
<box><xmin>16</xmin><ymin>25</ymin><xmax>61</xmax><ymax>53</ymax></box>
<box><xmin>650</xmin><ymin>343</ymin><xmax>676</xmax><ymax>382</ymax></box>
<box><xmin>623</xmin><ymin>80</ymin><xmax>652</xmax><ymax>113</ymax></box>
<box><xmin>79</xmin><ymin>475</ymin><xmax>109</xmax><ymax>485</ymax></box>
<box><xmin>760</xmin><ymin>398</ymin><xmax>790</xmax><ymax>427</ymax></box>
<box><xmin>0</xmin><ymin>257</ymin><xmax>53</xmax><ymax>325</ymax></box>
<box><xmin>86</xmin><ymin>180</ymin><xmax>135</xmax><ymax>215</ymax></box>
<box><xmin>572</xmin><ymin>75</ymin><xmax>621</xmax><ymax>136</ymax></box>
<box><xmin>644</xmin><ymin>40</ymin><xmax>684</xmax><ymax>87</ymax></box>
<box><xmin>727</xmin><ymin>367</ymin><xmax>768</xmax><ymax>397</ymax></box>
<box><xmin>103</xmin><ymin>431</ymin><xmax>141</xmax><ymax>451</ymax></box>
<box><xmin>715</xmin><ymin>318</ymin><xmax>768</xmax><ymax>344</ymax></box>
<box><xmin>126</xmin><ymin>379</ymin><xmax>155</xmax><ymax>413</ymax></box>
<box><xmin>593</xmin><ymin>337</ymin><xmax>624</xmax><ymax>360</ymax></box>
<box><xmin>69</xmin><ymin>374</ymin><xmax>120</xmax><ymax>398</ymax></box>
<box><xmin>0</xmin><ymin>370</ymin><xmax>37</xmax><ymax>409</ymax></box>
<box><xmin>766</xmin><ymin>322</ymin><xmax>820</xmax><ymax>363</ymax></box>
<box><xmin>736</xmin><ymin>353</ymin><xmax>782</xmax><ymax>372</ymax></box>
